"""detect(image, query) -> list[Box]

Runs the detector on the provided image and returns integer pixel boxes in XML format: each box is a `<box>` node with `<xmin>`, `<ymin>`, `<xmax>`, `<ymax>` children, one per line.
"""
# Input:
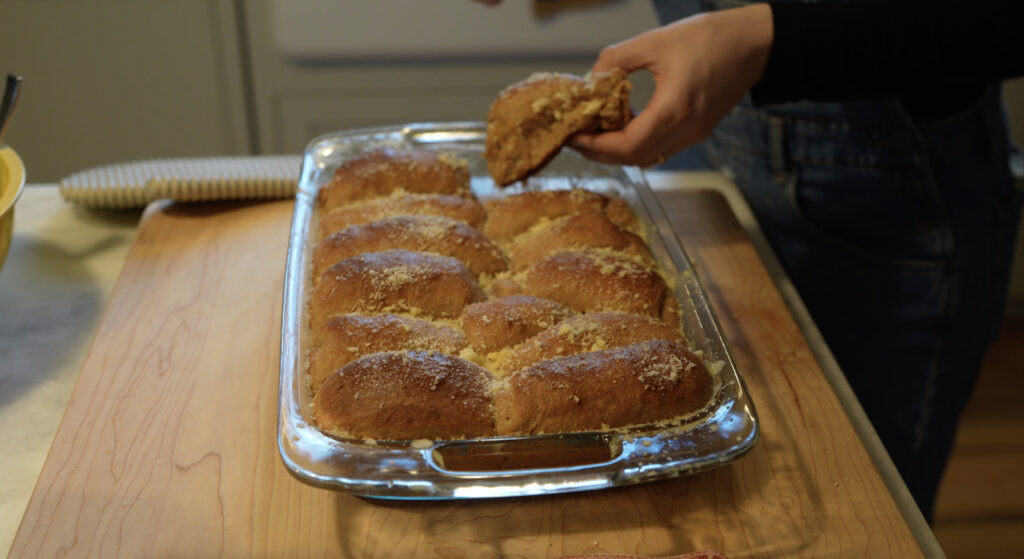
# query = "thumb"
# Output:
<box><xmin>592</xmin><ymin>31</ymin><xmax>657</xmax><ymax>74</ymax></box>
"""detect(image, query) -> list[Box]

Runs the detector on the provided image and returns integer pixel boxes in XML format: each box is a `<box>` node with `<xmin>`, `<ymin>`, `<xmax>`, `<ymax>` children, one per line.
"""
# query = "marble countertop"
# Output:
<box><xmin>0</xmin><ymin>185</ymin><xmax>142</xmax><ymax>554</ymax></box>
<box><xmin>0</xmin><ymin>174</ymin><xmax>941</xmax><ymax>557</ymax></box>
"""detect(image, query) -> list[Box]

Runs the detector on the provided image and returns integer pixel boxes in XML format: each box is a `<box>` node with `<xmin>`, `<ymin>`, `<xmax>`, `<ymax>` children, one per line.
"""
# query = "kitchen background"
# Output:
<box><xmin>4</xmin><ymin>0</ymin><xmax>1022</xmax><ymax>315</ymax></box>
<box><xmin>2</xmin><ymin>1</ymin><xmax>1023</xmax><ymax>556</ymax></box>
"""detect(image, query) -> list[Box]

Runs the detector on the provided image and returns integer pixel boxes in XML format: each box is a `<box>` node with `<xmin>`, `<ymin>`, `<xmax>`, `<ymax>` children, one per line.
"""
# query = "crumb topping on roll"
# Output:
<box><xmin>493</xmin><ymin>339</ymin><xmax>713</xmax><ymax>436</ymax></box>
<box><xmin>496</xmin><ymin>312</ymin><xmax>686</xmax><ymax>375</ymax></box>
<box><xmin>308</xmin><ymin>314</ymin><xmax>468</xmax><ymax>394</ymax></box>
<box><xmin>317</xmin><ymin>146</ymin><xmax>472</xmax><ymax>211</ymax></box>
<box><xmin>309</xmin><ymin>249</ymin><xmax>486</xmax><ymax>324</ymax></box>
<box><xmin>305</xmin><ymin>153</ymin><xmax>713</xmax><ymax>441</ymax></box>
<box><xmin>313</xmin><ymin>214</ymin><xmax>507</xmax><ymax>278</ymax></box>
<box><xmin>315</xmin><ymin>350</ymin><xmax>496</xmax><ymax>440</ymax></box>
<box><xmin>317</xmin><ymin>193</ymin><xmax>487</xmax><ymax>239</ymax></box>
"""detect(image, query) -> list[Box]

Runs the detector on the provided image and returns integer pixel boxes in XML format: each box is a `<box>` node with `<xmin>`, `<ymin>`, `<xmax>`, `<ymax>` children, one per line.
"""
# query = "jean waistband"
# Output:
<box><xmin>710</xmin><ymin>98</ymin><xmax>929</xmax><ymax>172</ymax></box>
<box><xmin>714</xmin><ymin>85</ymin><xmax>1010</xmax><ymax>172</ymax></box>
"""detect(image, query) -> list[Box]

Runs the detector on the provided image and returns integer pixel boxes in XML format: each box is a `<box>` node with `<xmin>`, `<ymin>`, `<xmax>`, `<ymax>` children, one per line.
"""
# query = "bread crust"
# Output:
<box><xmin>521</xmin><ymin>250</ymin><xmax>678</xmax><ymax>325</ymax></box>
<box><xmin>304</xmin><ymin>149</ymin><xmax>713</xmax><ymax>440</ymax></box>
<box><xmin>309</xmin><ymin>249</ymin><xmax>486</xmax><ymax>325</ymax></box>
<box><xmin>318</xmin><ymin>193</ymin><xmax>487</xmax><ymax>239</ymax></box>
<box><xmin>506</xmin><ymin>210</ymin><xmax>652</xmax><ymax>272</ymax></box>
<box><xmin>493</xmin><ymin>339</ymin><xmax>713</xmax><ymax>435</ymax></box>
<box><xmin>460</xmin><ymin>295</ymin><xmax>576</xmax><ymax>355</ymax></box>
<box><xmin>496</xmin><ymin>312</ymin><xmax>685</xmax><ymax>374</ymax></box>
<box><xmin>312</xmin><ymin>215</ymin><xmax>507</xmax><ymax>279</ymax></box>
<box><xmin>308</xmin><ymin>314</ymin><xmax>468</xmax><ymax>394</ymax></box>
<box><xmin>315</xmin><ymin>350</ymin><xmax>496</xmax><ymax>440</ymax></box>
<box><xmin>482</xmin><ymin>188</ymin><xmax>640</xmax><ymax>241</ymax></box>
<box><xmin>317</xmin><ymin>147</ymin><xmax>471</xmax><ymax>211</ymax></box>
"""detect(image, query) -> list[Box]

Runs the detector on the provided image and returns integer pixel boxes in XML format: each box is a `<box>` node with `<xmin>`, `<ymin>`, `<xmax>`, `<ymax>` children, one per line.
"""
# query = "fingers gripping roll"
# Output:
<box><xmin>484</xmin><ymin>69</ymin><xmax>631</xmax><ymax>186</ymax></box>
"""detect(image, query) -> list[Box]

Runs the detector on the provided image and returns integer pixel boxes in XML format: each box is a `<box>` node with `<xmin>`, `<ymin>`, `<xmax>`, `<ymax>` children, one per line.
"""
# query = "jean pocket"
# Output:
<box><xmin>786</xmin><ymin>165</ymin><xmax>953</xmax><ymax>266</ymax></box>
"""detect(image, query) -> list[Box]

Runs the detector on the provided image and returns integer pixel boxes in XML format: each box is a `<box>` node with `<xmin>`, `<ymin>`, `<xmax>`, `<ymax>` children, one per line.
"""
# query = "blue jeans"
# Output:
<box><xmin>654</xmin><ymin>0</ymin><xmax>1023</xmax><ymax>520</ymax></box>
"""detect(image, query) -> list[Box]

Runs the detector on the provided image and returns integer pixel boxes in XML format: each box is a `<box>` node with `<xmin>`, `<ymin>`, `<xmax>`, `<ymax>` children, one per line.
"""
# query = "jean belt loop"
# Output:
<box><xmin>768</xmin><ymin>116</ymin><xmax>789</xmax><ymax>184</ymax></box>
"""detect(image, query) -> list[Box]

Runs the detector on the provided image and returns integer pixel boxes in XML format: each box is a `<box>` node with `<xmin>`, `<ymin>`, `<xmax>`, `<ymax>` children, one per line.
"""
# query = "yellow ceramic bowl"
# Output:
<box><xmin>0</xmin><ymin>144</ymin><xmax>26</xmax><ymax>274</ymax></box>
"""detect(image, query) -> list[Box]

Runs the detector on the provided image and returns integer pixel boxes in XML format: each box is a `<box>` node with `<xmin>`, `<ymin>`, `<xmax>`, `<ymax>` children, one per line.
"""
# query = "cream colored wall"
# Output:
<box><xmin>0</xmin><ymin>0</ymin><xmax>250</xmax><ymax>183</ymax></box>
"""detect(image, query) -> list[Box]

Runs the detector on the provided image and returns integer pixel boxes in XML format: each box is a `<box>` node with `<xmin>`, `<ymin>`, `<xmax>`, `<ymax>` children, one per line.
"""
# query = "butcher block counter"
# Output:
<box><xmin>1</xmin><ymin>172</ymin><xmax>942</xmax><ymax>558</ymax></box>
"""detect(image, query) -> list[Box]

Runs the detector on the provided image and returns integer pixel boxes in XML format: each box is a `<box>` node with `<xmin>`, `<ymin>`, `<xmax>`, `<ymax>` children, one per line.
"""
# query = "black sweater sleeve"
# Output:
<box><xmin>750</xmin><ymin>0</ymin><xmax>1024</xmax><ymax>116</ymax></box>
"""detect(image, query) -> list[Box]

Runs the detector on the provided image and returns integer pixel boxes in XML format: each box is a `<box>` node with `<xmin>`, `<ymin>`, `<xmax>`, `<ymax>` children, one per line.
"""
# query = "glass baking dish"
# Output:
<box><xmin>278</xmin><ymin>122</ymin><xmax>758</xmax><ymax>499</ymax></box>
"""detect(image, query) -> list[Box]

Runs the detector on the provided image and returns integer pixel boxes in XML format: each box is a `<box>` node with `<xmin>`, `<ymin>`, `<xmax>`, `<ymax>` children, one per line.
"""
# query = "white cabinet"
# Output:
<box><xmin>268</xmin><ymin>0</ymin><xmax>660</xmax><ymax>60</ymax></box>
<box><xmin>243</xmin><ymin>0</ymin><xmax>658</xmax><ymax>154</ymax></box>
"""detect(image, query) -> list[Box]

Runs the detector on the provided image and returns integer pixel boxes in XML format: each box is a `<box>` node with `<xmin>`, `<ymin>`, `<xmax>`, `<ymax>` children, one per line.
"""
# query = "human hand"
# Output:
<box><xmin>571</xmin><ymin>4</ymin><xmax>773</xmax><ymax>167</ymax></box>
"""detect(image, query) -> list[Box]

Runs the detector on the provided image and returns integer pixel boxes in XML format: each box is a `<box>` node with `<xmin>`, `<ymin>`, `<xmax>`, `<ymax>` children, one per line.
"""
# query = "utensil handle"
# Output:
<box><xmin>0</xmin><ymin>74</ymin><xmax>23</xmax><ymax>142</ymax></box>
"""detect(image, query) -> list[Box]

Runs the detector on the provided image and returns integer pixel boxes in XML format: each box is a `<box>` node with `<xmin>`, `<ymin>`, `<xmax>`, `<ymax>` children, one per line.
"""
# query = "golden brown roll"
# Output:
<box><xmin>317</xmin><ymin>193</ymin><xmax>487</xmax><ymax>239</ymax></box>
<box><xmin>315</xmin><ymin>350</ymin><xmax>497</xmax><ymax>440</ymax></box>
<box><xmin>484</xmin><ymin>69</ymin><xmax>631</xmax><ymax>186</ymax></box>
<box><xmin>482</xmin><ymin>188</ymin><xmax>641</xmax><ymax>241</ymax></box>
<box><xmin>496</xmin><ymin>312</ymin><xmax>685</xmax><ymax>374</ymax></box>
<box><xmin>308</xmin><ymin>314</ymin><xmax>468</xmax><ymax>394</ymax></box>
<box><xmin>604</xmin><ymin>196</ymin><xmax>642</xmax><ymax>236</ymax></box>
<box><xmin>309</xmin><ymin>249</ymin><xmax>486</xmax><ymax>326</ymax></box>
<box><xmin>521</xmin><ymin>250</ymin><xmax>678</xmax><ymax>325</ymax></box>
<box><xmin>487</xmin><ymin>277</ymin><xmax>523</xmax><ymax>298</ymax></box>
<box><xmin>460</xmin><ymin>295</ymin><xmax>575</xmax><ymax>355</ymax></box>
<box><xmin>493</xmin><ymin>339</ymin><xmax>714</xmax><ymax>435</ymax></box>
<box><xmin>506</xmin><ymin>210</ymin><xmax>652</xmax><ymax>272</ymax></box>
<box><xmin>312</xmin><ymin>215</ymin><xmax>508</xmax><ymax>279</ymax></box>
<box><xmin>317</xmin><ymin>147</ymin><xmax>472</xmax><ymax>211</ymax></box>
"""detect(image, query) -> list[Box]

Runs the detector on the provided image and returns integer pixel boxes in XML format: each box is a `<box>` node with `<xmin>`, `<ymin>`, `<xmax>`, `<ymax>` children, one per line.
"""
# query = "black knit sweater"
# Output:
<box><xmin>750</xmin><ymin>0</ymin><xmax>1024</xmax><ymax>118</ymax></box>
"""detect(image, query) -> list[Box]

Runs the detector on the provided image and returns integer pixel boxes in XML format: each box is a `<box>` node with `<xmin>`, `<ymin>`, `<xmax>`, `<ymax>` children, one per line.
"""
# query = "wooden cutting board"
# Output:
<box><xmin>9</xmin><ymin>190</ymin><xmax>927</xmax><ymax>558</ymax></box>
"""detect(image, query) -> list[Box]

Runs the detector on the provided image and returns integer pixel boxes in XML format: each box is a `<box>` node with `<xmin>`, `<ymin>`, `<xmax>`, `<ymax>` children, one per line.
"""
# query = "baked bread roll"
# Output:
<box><xmin>506</xmin><ymin>210</ymin><xmax>652</xmax><ymax>272</ymax></box>
<box><xmin>460</xmin><ymin>295</ymin><xmax>575</xmax><ymax>355</ymax></box>
<box><xmin>485</xmin><ymin>69</ymin><xmax>632</xmax><ymax>186</ymax></box>
<box><xmin>487</xmin><ymin>277</ymin><xmax>524</xmax><ymax>298</ymax></box>
<box><xmin>309</xmin><ymin>249</ymin><xmax>486</xmax><ymax>326</ymax></box>
<box><xmin>315</xmin><ymin>350</ymin><xmax>496</xmax><ymax>440</ymax></box>
<box><xmin>308</xmin><ymin>314</ymin><xmax>468</xmax><ymax>394</ymax></box>
<box><xmin>482</xmin><ymin>188</ymin><xmax>641</xmax><ymax>241</ymax></box>
<box><xmin>496</xmin><ymin>312</ymin><xmax>685</xmax><ymax>374</ymax></box>
<box><xmin>493</xmin><ymin>339</ymin><xmax>713</xmax><ymax>435</ymax></box>
<box><xmin>602</xmin><ymin>196</ymin><xmax>643</xmax><ymax>237</ymax></box>
<box><xmin>305</xmin><ymin>144</ymin><xmax>716</xmax><ymax>441</ymax></box>
<box><xmin>317</xmin><ymin>147</ymin><xmax>472</xmax><ymax>211</ymax></box>
<box><xmin>521</xmin><ymin>250</ymin><xmax>679</xmax><ymax>325</ymax></box>
<box><xmin>312</xmin><ymin>215</ymin><xmax>507</xmax><ymax>278</ymax></box>
<box><xmin>318</xmin><ymin>193</ymin><xmax>487</xmax><ymax>239</ymax></box>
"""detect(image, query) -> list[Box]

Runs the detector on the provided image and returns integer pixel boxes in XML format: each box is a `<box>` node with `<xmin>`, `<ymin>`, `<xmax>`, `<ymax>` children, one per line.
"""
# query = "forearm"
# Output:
<box><xmin>751</xmin><ymin>0</ymin><xmax>1024</xmax><ymax>108</ymax></box>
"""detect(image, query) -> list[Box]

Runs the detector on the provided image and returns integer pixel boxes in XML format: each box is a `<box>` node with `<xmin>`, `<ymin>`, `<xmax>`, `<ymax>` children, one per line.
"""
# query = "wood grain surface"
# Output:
<box><xmin>9</xmin><ymin>191</ymin><xmax>925</xmax><ymax>558</ymax></box>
